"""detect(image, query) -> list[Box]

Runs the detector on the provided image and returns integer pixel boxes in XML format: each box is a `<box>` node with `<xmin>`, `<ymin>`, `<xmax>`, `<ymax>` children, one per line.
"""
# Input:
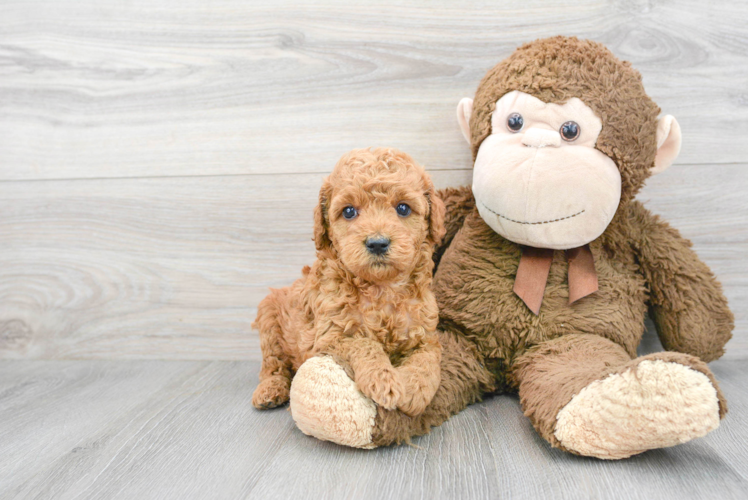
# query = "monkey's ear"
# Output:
<box><xmin>456</xmin><ymin>98</ymin><xmax>474</xmax><ymax>145</ymax></box>
<box><xmin>652</xmin><ymin>115</ymin><xmax>682</xmax><ymax>175</ymax></box>
<box><xmin>313</xmin><ymin>180</ymin><xmax>333</xmax><ymax>251</ymax></box>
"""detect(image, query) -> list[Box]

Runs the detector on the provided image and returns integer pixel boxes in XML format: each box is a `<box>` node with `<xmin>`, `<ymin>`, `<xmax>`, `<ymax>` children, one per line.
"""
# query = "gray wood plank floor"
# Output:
<box><xmin>1</xmin><ymin>351</ymin><xmax>746</xmax><ymax>499</ymax></box>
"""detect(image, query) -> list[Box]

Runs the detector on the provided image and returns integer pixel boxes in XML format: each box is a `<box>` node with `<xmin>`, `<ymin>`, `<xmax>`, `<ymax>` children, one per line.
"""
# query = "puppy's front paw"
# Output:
<box><xmin>396</xmin><ymin>365</ymin><xmax>440</xmax><ymax>417</ymax></box>
<box><xmin>252</xmin><ymin>375</ymin><xmax>291</xmax><ymax>409</ymax></box>
<box><xmin>358</xmin><ymin>369</ymin><xmax>404</xmax><ymax>411</ymax></box>
<box><xmin>396</xmin><ymin>392</ymin><xmax>431</xmax><ymax>417</ymax></box>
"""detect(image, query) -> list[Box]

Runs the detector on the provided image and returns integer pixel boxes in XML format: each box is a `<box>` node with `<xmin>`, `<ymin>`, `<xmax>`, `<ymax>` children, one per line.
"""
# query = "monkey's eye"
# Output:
<box><xmin>342</xmin><ymin>206</ymin><xmax>358</xmax><ymax>220</ymax></box>
<box><xmin>507</xmin><ymin>113</ymin><xmax>524</xmax><ymax>132</ymax></box>
<box><xmin>560</xmin><ymin>121</ymin><xmax>580</xmax><ymax>141</ymax></box>
<box><xmin>396</xmin><ymin>203</ymin><xmax>412</xmax><ymax>217</ymax></box>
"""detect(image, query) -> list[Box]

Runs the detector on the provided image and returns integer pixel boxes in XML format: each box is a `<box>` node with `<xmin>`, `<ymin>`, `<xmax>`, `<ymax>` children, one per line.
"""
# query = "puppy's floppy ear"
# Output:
<box><xmin>314</xmin><ymin>178</ymin><xmax>333</xmax><ymax>251</ymax></box>
<box><xmin>425</xmin><ymin>179</ymin><xmax>446</xmax><ymax>246</ymax></box>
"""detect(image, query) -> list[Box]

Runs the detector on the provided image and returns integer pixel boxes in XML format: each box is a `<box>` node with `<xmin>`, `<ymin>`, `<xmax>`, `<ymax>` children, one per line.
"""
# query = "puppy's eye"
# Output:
<box><xmin>342</xmin><ymin>206</ymin><xmax>358</xmax><ymax>220</ymax></box>
<box><xmin>396</xmin><ymin>203</ymin><xmax>411</xmax><ymax>217</ymax></box>
<box><xmin>507</xmin><ymin>113</ymin><xmax>524</xmax><ymax>132</ymax></box>
<box><xmin>560</xmin><ymin>121</ymin><xmax>580</xmax><ymax>141</ymax></box>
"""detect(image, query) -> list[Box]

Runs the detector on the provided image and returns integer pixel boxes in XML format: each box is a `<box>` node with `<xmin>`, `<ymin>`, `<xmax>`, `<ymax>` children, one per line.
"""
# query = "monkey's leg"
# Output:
<box><xmin>251</xmin><ymin>290</ymin><xmax>293</xmax><ymax>409</ymax></box>
<box><xmin>369</xmin><ymin>327</ymin><xmax>493</xmax><ymax>446</ymax></box>
<box><xmin>289</xmin><ymin>326</ymin><xmax>494</xmax><ymax>448</ymax></box>
<box><xmin>511</xmin><ymin>334</ymin><xmax>727</xmax><ymax>459</ymax></box>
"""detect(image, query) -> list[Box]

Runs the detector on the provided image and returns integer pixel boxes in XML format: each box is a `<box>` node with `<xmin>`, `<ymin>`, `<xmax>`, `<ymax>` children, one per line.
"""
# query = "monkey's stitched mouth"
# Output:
<box><xmin>480</xmin><ymin>201</ymin><xmax>585</xmax><ymax>225</ymax></box>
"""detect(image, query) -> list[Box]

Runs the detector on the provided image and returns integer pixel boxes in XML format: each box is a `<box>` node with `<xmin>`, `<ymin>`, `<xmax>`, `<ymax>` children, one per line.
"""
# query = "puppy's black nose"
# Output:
<box><xmin>365</xmin><ymin>236</ymin><xmax>390</xmax><ymax>256</ymax></box>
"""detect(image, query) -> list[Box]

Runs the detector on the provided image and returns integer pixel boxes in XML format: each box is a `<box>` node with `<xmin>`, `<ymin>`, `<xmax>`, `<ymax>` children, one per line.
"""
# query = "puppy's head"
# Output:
<box><xmin>314</xmin><ymin>148</ymin><xmax>445</xmax><ymax>284</ymax></box>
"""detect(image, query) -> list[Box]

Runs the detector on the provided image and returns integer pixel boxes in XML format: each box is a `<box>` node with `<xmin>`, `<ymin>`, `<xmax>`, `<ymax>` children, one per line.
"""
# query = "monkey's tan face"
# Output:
<box><xmin>471</xmin><ymin>91</ymin><xmax>621</xmax><ymax>250</ymax></box>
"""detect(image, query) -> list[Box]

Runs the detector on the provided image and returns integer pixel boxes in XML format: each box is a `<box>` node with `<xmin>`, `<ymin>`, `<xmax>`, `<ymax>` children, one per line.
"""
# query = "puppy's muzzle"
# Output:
<box><xmin>365</xmin><ymin>236</ymin><xmax>390</xmax><ymax>256</ymax></box>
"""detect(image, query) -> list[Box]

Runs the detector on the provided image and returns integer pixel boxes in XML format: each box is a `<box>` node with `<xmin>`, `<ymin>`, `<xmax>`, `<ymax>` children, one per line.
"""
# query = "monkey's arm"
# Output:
<box><xmin>629</xmin><ymin>201</ymin><xmax>733</xmax><ymax>362</ymax></box>
<box><xmin>434</xmin><ymin>186</ymin><xmax>475</xmax><ymax>268</ymax></box>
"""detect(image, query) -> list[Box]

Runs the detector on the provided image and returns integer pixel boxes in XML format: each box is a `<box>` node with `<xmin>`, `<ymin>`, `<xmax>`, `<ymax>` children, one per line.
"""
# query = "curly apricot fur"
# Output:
<box><xmin>252</xmin><ymin>148</ymin><xmax>445</xmax><ymax>417</ymax></box>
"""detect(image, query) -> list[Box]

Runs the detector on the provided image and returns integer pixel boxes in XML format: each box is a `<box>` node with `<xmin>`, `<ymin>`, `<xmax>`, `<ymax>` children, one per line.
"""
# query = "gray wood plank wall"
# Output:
<box><xmin>1</xmin><ymin>0</ymin><xmax>746</xmax><ymax>360</ymax></box>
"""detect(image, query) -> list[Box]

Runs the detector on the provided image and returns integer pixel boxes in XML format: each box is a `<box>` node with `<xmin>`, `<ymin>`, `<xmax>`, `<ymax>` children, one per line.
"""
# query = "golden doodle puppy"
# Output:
<box><xmin>252</xmin><ymin>147</ymin><xmax>446</xmax><ymax>417</ymax></box>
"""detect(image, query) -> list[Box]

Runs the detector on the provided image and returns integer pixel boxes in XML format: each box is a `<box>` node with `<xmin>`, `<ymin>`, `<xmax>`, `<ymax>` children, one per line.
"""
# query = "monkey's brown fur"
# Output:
<box><xmin>252</xmin><ymin>147</ymin><xmax>446</xmax><ymax>417</ymax></box>
<box><xmin>351</xmin><ymin>37</ymin><xmax>733</xmax><ymax>451</ymax></box>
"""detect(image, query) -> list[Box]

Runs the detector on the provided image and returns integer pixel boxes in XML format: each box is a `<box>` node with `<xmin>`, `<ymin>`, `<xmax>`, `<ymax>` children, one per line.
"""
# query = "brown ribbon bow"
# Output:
<box><xmin>513</xmin><ymin>244</ymin><xmax>598</xmax><ymax>315</ymax></box>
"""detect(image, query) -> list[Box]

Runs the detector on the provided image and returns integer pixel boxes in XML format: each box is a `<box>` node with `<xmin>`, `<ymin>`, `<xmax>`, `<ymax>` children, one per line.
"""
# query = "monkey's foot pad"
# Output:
<box><xmin>290</xmin><ymin>355</ymin><xmax>377</xmax><ymax>448</ymax></box>
<box><xmin>555</xmin><ymin>359</ymin><xmax>721</xmax><ymax>459</ymax></box>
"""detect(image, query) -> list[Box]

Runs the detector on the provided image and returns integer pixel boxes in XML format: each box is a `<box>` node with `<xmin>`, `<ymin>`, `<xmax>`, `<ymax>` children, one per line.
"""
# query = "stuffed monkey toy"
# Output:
<box><xmin>287</xmin><ymin>36</ymin><xmax>734</xmax><ymax>459</ymax></box>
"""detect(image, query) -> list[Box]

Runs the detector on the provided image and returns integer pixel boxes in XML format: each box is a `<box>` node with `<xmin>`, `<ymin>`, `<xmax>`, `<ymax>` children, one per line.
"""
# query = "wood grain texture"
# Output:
<box><xmin>0</xmin><ymin>0</ymin><xmax>746</xmax><ymax>361</ymax></box>
<box><xmin>0</xmin><ymin>170</ymin><xmax>465</xmax><ymax>360</ymax></box>
<box><xmin>0</xmin><ymin>165</ymin><xmax>745</xmax><ymax>360</ymax></box>
<box><xmin>1</xmin><ymin>2</ymin><xmax>746</xmax><ymax>496</ymax></box>
<box><xmin>0</xmin><ymin>358</ymin><xmax>746</xmax><ymax>500</ymax></box>
<box><xmin>0</xmin><ymin>0</ymin><xmax>747</xmax><ymax>181</ymax></box>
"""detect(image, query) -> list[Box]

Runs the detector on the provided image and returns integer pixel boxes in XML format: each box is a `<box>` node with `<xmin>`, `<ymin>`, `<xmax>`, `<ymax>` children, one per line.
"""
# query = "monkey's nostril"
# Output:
<box><xmin>365</xmin><ymin>236</ymin><xmax>390</xmax><ymax>256</ymax></box>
